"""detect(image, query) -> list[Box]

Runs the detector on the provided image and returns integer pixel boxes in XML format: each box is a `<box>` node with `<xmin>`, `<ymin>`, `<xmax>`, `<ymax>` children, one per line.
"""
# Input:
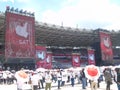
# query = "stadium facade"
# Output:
<box><xmin>0</xmin><ymin>7</ymin><xmax>120</xmax><ymax>70</ymax></box>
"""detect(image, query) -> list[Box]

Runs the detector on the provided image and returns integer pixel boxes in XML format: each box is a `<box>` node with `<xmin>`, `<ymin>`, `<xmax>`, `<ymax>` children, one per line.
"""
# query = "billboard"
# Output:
<box><xmin>36</xmin><ymin>46</ymin><xmax>52</xmax><ymax>69</ymax></box>
<box><xmin>100</xmin><ymin>32</ymin><xmax>113</xmax><ymax>61</ymax></box>
<box><xmin>45</xmin><ymin>52</ymin><xmax>52</xmax><ymax>69</ymax></box>
<box><xmin>5</xmin><ymin>11</ymin><xmax>35</xmax><ymax>59</ymax></box>
<box><xmin>36</xmin><ymin>46</ymin><xmax>47</xmax><ymax>68</ymax></box>
<box><xmin>72</xmin><ymin>53</ymin><xmax>80</xmax><ymax>67</ymax></box>
<box><xmin>88</xmin><ymin>49</ymin><xmax>95</xmax><ymax>65</ymax></box>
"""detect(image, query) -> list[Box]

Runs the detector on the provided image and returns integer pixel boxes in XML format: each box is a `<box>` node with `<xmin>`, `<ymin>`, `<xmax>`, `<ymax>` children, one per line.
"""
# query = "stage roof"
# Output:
<box><xmin>0</xmin><ymin>12</ymin><xmax>120</xmax><ymax>48</ymax></box>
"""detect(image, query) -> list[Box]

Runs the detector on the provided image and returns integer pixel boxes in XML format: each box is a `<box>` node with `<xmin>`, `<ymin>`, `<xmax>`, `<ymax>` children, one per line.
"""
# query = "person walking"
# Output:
<box><xmin>90</xmin><ymin>78</ymin><xmax>98</xmax><ymax>90</ymax></box>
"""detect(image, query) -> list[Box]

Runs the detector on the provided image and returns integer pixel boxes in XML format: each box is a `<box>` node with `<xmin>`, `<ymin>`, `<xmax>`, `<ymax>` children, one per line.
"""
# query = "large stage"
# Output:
<box><xmin>0</xmin><ymin>7</ymin><xmax>120</xmax><ymax>70</ymax></box>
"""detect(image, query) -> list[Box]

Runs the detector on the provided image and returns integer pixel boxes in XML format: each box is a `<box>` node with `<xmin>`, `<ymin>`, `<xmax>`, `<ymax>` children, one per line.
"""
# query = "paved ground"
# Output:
<box><xmin>0</xmin><ymin>81</ymin><xmax>118</xmax><ymax>90</ymax></box>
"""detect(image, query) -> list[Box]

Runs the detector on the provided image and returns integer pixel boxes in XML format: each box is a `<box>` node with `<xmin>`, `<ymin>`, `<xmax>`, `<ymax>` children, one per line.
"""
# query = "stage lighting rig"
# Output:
<box><xmin>15</xmin><ymin>8</ymin><xmax>18</xmax><ymax>13</ymax></box>
<box><xmin>10</xmin><ymin>7</ymin><xmax>14</xmax><ymax>12</ymax></box>
<box><xmin>26</xmin><ymin>12</ymin><xmax>31</xmax><ymax>16</ymax></box>
<box><xmin>23</xmin><ymin>10</ymin><xmax>27</xmax><ymax>15</ymax></box>
<box><xmin>19</xmin><ymin>9</ymin><xmax>23</xmax><ymax>13</ymax></box>
<box><xmin>31</xmin><ymin>12</ymin><xmax>34</xmax><ymax>17</ymax></box>
<box><xmin>6</xmin><ymin>6</ymin><xmax>10</xmax><ymax>11</ymax></box>
<box><xmin>5</xmin><ymin>6</ymin><xmax>35</xmax><ymax>17</ymax></box>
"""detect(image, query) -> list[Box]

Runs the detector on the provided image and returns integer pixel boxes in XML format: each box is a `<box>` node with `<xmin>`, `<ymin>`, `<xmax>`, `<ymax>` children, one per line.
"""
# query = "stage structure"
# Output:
<box><xmin>92</xmin><ymin>30</ymin><xmax>114</xmax><ymax>66</ymax></box>
<box><xmin>0</xmin><ymin>7</ymin><xmax>120</xmax><ymax>69</ymax></box>
<box><xmin>4</xmin><ymin>6</ymin><xmax>35</xmax><ymax>70</ymax></box>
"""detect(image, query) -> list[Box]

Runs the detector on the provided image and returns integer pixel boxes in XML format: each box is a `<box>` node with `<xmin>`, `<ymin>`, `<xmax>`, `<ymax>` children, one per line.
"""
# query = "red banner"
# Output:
<box><xmin>36</xmin><ymin>46</ymin><xmax>46</xmax><ymax>68</ymax></box>
<box><xmin>100</xmin><ymin>32</ymin><xmax>113</xmax><ymax>61</ymax></box>
<box><xmin>72</xmin><ymin>53</ymin><xmax>80</xmax><ymax>67</ymax></box>
<box><xmin>88</xmin><ymin>49</ymin><xmax>95</xmax><ymax>65</ymax></box>
<box><xmin>5</xmin><ymin>11</ymin><xmax>35</xmax><ymax>59</ymax></box>
<box><xmin>45</xmin><ymin>52</ymin><xmax>52</xmax><ymax>69</ymax></box>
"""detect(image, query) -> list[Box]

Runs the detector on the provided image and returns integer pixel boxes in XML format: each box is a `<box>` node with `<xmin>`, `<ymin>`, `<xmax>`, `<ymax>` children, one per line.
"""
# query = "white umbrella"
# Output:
<box><xmin>36</xmin><ymin>67</ymin><xmax>46</xmax><ymax>72</ymax></box>
<box><xmin>15</xmin><ymin>70</ymin><xmax>29</xmax><ymax>82</ymax></box>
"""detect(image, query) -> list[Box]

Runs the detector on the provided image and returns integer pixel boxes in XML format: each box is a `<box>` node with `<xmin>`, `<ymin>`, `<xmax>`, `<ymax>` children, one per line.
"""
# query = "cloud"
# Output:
<box><xmin>17</xmin><ymin>0</ymin><xmax>29</xmax><ymax>3</ymax></box>
<box><xmin>0</xmin><ymin>0</ymin><xmax>14</xmax><ymax>3</ymax></box>
<box><xmin>104</xmin><ymin>23</ymin><xmax>120</xmax><ymax>30</ymax></box>
<box><xmin>40</xmin><ymin>0</ymin><xmax>120</xmax><ymax>31</ymax></box>
<box><xmin>0</xmin><ymin>0</ymin><xmax>30</xmax><ymax>4</ymax></box>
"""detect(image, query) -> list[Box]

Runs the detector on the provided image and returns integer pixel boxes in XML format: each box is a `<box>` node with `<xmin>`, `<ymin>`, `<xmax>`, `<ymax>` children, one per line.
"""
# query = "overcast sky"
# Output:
<box><xmin>0</xmin><ymin>0</ymin><xmax>120</xmax><ymax>31</ymax></box>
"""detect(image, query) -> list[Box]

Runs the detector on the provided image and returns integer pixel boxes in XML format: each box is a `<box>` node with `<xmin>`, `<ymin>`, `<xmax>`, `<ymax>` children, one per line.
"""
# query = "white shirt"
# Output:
<box><xmin>39</xmin><ymin>73</ymin><xmax>43</xmax><ymax>80</ymax></box>
<box><xmin>62</xmin><ymin>71</ymin><xmax>67</xmax><ymax>81</ymax></box>
<box><xmin>57</xmin><ymin>72</ymin><xmax>62</xmax><ymax>80</ymax></box>
<box><xmin>31</xmin><ymin>74</ymin><xmax>39</xmax><ymax>85</ymax></box>
<box><xmin>45</xmin><ymin>73</ymin><xmax>52</xmax><ymax>83</ymax></box>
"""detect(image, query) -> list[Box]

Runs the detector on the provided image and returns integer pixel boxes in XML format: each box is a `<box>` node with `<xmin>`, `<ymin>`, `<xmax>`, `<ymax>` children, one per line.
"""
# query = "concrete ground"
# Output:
<box><xmin>0</xmin><ymin>81</ymin><xmax>118</xmax><ymax>90</ymax></box>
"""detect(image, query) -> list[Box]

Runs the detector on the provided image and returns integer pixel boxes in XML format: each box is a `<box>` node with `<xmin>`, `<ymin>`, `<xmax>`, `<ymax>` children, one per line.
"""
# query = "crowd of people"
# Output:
<box><xmin>0</xmin><ymin>66</ymin><xmax>120</xmax><ymax>90</ymax></box>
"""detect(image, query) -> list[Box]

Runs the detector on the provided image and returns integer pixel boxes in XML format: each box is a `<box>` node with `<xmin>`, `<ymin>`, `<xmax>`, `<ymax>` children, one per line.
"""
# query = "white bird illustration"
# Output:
<box><xmin>46</xmin><ymin>56</ymin><xmax>50</xmax><ymax>63</ymax></box>
<box><xmin>74</xmin><ymin>57</ymin><xmax>79</xmax><ymax>63</ymax></box>
<box><xmin>15</xmin><ymin>22</ymin><xmax>28</xmax><ymax>38</ymax></box>
<box><xmin>103</xmin><ymin>37</ymin><xmax>110</xmax><ymax>48</ymax></box>
<box><xmin>89</xmin><ymin>54</ymin><xmax>94</xmax><ymax>61</ymax></box>
<box><xmin>37</xmin><ymin>51</ymin><xmax>45</xmax><ymax>60</ymax></box>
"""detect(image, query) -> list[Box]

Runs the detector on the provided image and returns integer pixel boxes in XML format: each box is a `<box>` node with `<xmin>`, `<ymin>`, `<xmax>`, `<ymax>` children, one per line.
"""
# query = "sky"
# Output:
<box><xmin>0</xmin><ymin>0</ymin><xmax>120</xmax><ymax>31</ymax></box>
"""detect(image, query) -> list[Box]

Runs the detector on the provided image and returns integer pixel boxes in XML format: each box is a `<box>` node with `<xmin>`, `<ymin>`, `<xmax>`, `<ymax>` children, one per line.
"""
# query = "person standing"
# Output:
<box><xmin>61</xmin><ymin>70</ymin><xmax>67</xmax><ymax>86</ymax></box>
<box><xmin>45</xmin><ymin>71</ymin><xmax>52</xmax><ymax>90</ymax></box>
<box><xmin>38</xmin><ymin>72</ymin><xmax>44</xmax><ymax>89</ymax></box>
<box><xmin>15</xmin><ymin>69</ymin><xmax>32</xmax><ymax>90</ymax></box>
<box><xmin>80</xmin><ymin>68</ymin><xmax>87</xmax><ymax>89</ymax></box>
<box><xmin>57</xmin><ymin>70</ymin><xmax>62</xmax><ymax>89</ymax></box>
<box><xmin>114</xmin><ymin>68</ymin><xmax>120</xmax><ymax>90</ymax></box>
<box><xmin>31</xmin><ymin>71</ymin><xmax>40</xmax><ymax>90</ymax></box>
<box><xmin>70</xmin><ymin>71</ymin><xmax>75</xmax><ymax>87</ymax></box>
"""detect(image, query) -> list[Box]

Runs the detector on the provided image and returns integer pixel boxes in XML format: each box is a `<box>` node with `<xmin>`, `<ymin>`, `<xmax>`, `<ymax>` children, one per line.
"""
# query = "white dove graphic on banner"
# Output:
<box><xmin>74</xmin><ymin>57</ymin><xmax>79</xmax><ymax>63</ymax></box>
<box><xmin>103</xmin><ymin>37</ymin><xmax>110</xmax><ymax>48</ymax></box>
<box><xmin>89</xmin><ymin>54</ymin><xmax>94</xmax><ymax>61</ymax></box>
<box><xmin>37</xmin><ymin>51</ymin><xmax>45</xmax><ymax>60</ymax></box>
<box><xmin>15</xmin><ymin>22</ymin><xmax>28</xmax><ymax>38</ymax></box>
<box><xmin>46</xmin><ymin>56</ymin><xmax>50</xmax><ymax>63</ymax></box>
